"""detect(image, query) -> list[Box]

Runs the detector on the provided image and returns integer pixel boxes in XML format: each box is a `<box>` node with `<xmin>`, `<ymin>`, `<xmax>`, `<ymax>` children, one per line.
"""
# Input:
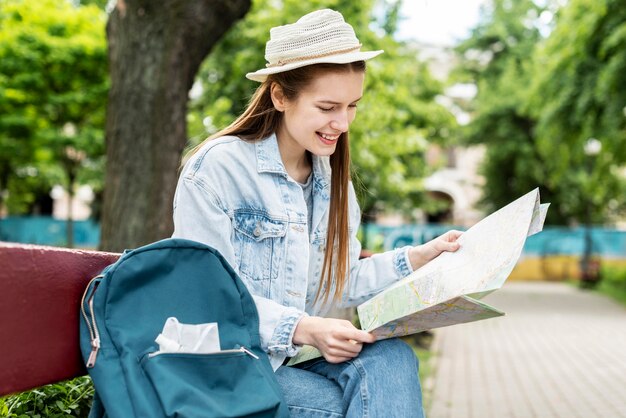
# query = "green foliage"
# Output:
<box><xmin>0</xmin><ymin>0</ymin><xmax>108</xmax><ymax>216</ymax></box>
<box><xmin>189</xmin><ymin>0</ymin><xmax>457</xmax><ymax>219</ymax></box>
<box><xmin>76</xmin><ymin>0</ymin><xmax>109</xmax><ymax>9</ymax></box>
<box><xmin>0</xmin><ymin>377</ymin><xmax>93</xmax><ymax>417</ymax></box>
<box><xmin>530</xmin><ymin>0</ymin><xmax>626</xmax><ymax>224</ymax></box>
<box><xmin>456</xmin><ymin>0</ymin><xmax>626</xmax><ymax>225</ymax></box>
<box><xmin>454</xmin><ymin>0</ymin><xmax>560</xmax><ymax>220</ymax></box>
<box><xmin>598</xmin><ymin>265</ymin><xmax>626</xmax><ymax>306</ymax></box>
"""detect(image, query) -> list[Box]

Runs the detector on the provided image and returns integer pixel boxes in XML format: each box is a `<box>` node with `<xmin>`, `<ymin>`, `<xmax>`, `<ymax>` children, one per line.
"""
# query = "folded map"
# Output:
<box><xmin>288</xmin><ymin>188</ymin><xmax>549</xmax><ymax>365</ymax></box>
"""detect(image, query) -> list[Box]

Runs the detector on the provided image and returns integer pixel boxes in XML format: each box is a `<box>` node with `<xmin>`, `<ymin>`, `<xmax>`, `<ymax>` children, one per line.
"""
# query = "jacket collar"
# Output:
<box><xmin>255</xmin><ymin>133</ymin><xmax>331</xmax><ymax>200</ymax></box>
<box><xmin>255</xmin><ymin>133</ymin><xmax>287</xmax><ymax>175</ymax></box>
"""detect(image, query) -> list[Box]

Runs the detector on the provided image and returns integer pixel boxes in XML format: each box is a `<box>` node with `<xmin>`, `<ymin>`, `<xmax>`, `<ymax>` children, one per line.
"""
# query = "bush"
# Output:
<box><xmin>0</xmin><ymin>377</ymin><xmax>93</xmax><ymax>418</ymax></box>
<box><xmin>598</xmin><ymin>265</ymin><xmax>626</xmax><ymax>306</ymax></box>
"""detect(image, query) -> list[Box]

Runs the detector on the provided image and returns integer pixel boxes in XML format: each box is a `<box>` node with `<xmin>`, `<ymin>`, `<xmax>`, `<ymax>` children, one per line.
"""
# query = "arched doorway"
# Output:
<box><xmin>426</xmin><ymin>191</ymin><xmax>454</xmax><ymax>224</ymax></box>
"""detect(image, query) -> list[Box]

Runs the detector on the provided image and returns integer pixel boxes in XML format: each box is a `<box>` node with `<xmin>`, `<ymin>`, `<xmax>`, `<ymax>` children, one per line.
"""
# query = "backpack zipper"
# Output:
<box><xmin>80</xmin><ymin>275</ymin><xmax>103</xmax><ymax>368</ymax></box>
<box><xmin>148</xmin><ymin>345</ymin><xmax>259</xmax><ymax>359</ymax></box>
<box><xmin>238</xmin><ymin>346</ymin><xmax>260</xmax><ymax>359</ymax></box>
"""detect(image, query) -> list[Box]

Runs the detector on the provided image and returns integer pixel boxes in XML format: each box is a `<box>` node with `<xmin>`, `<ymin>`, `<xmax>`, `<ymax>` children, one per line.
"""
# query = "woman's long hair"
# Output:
<box><xmin>186</xmin><ymin>61</ymin><xmax>366</xmax><ymax>305</ymax></box>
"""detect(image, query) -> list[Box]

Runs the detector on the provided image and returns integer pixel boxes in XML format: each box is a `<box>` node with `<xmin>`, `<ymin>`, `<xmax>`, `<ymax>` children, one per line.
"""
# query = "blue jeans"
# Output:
<box><xmin>275</xmin><ymin>338</ymin><xmax>425</xmax><ymax>417</ymax></box>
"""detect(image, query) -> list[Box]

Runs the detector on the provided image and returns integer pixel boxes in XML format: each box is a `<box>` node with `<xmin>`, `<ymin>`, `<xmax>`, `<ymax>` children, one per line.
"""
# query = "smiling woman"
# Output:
<box><xmin>272</xmin><ymin>69</ymin><xmax>364</xmax><ymax>179</ymax></box>
<box><xmin>172</xmin><ymin>8</ymin><xmax>461</xmax><ymax>418</ymax></box>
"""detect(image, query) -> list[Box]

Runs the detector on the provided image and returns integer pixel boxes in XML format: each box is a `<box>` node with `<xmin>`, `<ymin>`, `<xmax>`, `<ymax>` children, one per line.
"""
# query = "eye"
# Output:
<box><xmin>317</xmin><ymin>106</ymin><xmax>334</xmax><ymax>112</ymax></box>
<box><xmin>349</xmin><ymin>104</ymin><xmax>358</xmax><ymax>109</ymax></box>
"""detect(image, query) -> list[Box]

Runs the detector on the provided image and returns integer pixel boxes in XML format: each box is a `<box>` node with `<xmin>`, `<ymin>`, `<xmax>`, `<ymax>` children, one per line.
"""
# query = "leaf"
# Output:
<box><xmin>0</xmin><ymin>0</ymin><xmax>107</xmax><ymax>215</ymax></box>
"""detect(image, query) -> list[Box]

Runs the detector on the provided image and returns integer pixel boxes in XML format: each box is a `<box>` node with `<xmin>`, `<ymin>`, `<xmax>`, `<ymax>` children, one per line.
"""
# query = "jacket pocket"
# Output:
<box><xmin>140</xmin><ymin>349</ymin><xmax>283</xmax><ymax>418</ymax></box>
<box><xmin>233</xmin><ymin>212</ymin><xmax>287</xmax><ymax>284</ymax></box>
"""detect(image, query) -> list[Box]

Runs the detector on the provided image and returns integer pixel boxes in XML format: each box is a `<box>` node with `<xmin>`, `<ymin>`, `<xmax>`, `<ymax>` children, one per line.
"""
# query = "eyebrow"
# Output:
<box><xmin>317</xmin><ymin>97</ymin><xmax>363</xmax><ymax>105</ymax></box>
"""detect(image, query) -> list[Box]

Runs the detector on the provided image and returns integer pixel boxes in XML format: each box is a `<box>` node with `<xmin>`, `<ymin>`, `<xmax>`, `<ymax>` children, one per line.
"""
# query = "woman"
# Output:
<box><xmin>173</xmin><ymin>9</ymin><xmax>461</xmax><ymax>417</ymax></box>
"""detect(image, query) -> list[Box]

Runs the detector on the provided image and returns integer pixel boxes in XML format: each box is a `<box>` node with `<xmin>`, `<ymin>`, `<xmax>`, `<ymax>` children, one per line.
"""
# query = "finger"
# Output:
<box><xmin>442</xmin><ymin>240</ymin><xmax>461</xmax><ymax>252</ymax></box>
<box><xmin>335</xmin><ymin>340</ymin><xmax>363</xmax><ymax>355</ymax></box>
<box><xmin>446</xmin><ymin>230</ymin><xmax>463</xmax><ymax>241</ymax></box>
<box><xmin>319</xmin><ymin>343</ymin><xmax>359</xmax><ymax>361</ymax></box>
<box><xmin>327</xmin><ymin>345</ymin><xmax>361</xmax><ymax>357</ymax></box>
<box><xmin>324</xmin><ymin>338</ymin><xmax>362</xmax><ymax>355</ymax></box>
<box><xmin>437</xmin><ymin>235</ymin><xmax>461</xmax><ymax>252</ymax></box>
<box><xmin>334</xmin><ymin>321</ymin><xmax>376</xmax><ymax>343</ymax></box>
<box><xmin>344</xmin><ymin>329</ymin><xmax>377</xmax><ymax>344</ymax></box>
<box><xmin>325</xmin><ymin>355</ymin><xmax>351</xmax><ymax>364</ymax></box>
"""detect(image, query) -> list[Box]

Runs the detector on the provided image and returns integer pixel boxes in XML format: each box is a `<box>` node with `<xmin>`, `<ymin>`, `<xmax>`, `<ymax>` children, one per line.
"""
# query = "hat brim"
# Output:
<box><xmin>245</xmin><ymin>50</ymin><xmax>384</xmax><ymax>82</ymax></box>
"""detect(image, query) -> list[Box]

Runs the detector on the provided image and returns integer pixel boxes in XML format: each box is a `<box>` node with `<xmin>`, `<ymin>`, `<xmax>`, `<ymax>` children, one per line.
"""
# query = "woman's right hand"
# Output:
<box><xmin>292</xmin><ymin>316</ymin><xmax>377</xmax><ymax>363</ymax></box>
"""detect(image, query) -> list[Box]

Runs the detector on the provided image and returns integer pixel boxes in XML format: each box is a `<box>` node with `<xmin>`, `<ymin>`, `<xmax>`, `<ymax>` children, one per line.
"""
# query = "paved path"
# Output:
<box><xmin>427</xmin><ymin>282</ymin><xmax>626</xmax><ymax>418</ymax></box>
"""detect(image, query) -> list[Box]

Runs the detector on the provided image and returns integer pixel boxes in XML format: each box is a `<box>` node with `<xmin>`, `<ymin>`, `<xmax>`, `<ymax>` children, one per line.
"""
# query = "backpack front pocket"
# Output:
<box><xmin>140</xmin><ymin>349</ymin><xmax>283</xmax><ymax>418</ymax></box>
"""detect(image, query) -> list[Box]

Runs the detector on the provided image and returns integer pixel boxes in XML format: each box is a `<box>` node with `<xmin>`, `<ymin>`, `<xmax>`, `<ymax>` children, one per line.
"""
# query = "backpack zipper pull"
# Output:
<box><xmin>81</xmin><ymin>276</ymin><xmax>103</xmax><ymax>368</ymax></box>
<box><xmin>86</xmin><ymin>337</ymin><xmax>100</xmax><ymax>368</ymax></box>
<box><xmin>86</xmin><ymin>287</ymin><xmax>101</xmax><ymax>368</ymax></box>
<box><xmin>240</xmin><ymin>346</ymin><xmax>259</xmax><ymax>359</ymax></box>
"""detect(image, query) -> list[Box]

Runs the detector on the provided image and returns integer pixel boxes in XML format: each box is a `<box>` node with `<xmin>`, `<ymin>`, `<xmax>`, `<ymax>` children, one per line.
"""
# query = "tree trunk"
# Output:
<box><xmin>0</xmin><ymin>163</ymin><xmax>9</xmax><ymax>216</ymax></box>
<box><xmin>100</xmin><ymin>0</ymin><xmax>250</xmax><ymax>252</ymax></box>
<box><xmin>67</xmin><ymin>170</ymin><xmax>75</xmax><ymax>248</ymax></box>
<box><xmin>360</xmin><ymin>206</ymin><xmax>378</xmax><ymax>251</ymax></box>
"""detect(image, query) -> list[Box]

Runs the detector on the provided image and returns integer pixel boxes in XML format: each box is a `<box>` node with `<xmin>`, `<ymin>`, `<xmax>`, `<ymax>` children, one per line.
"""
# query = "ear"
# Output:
<box><xmin>270</xmin><ymin>82</ymin><xmax>287</xmax><ymax>112</ymax></box>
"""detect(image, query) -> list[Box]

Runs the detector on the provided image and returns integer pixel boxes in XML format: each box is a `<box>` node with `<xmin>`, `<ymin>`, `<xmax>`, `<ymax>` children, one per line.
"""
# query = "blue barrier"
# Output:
<box><xmin>0</xmin><ymin>216</ymin><xmax>100</xmax><ymax>248</ymax></box>
<box><xmin>1</xmin><ymin>216</ymin><xmax>625</xmax><ymax>258</ymax></box>
<box><xmin>363</xmin><ymin>224</ymin><xmax>626</xmax><ymax>258</ymax></box>
<box><xmin>523</xmin><ymin>227</ymin><xmax>626</xmax><ymax>257</ymax></box>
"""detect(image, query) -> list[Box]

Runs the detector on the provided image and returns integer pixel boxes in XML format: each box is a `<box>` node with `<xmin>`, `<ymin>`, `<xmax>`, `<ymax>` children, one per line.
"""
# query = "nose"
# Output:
<box><xmin>330</xmin><ymin>110</ymin><xmax>350</xmax><ymax>132</ymax></box>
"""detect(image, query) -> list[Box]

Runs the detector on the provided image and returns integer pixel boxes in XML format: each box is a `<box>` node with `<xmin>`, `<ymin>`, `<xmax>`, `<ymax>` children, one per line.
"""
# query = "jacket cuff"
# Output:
<box><xmin>393</xmin><ymin>246</ymin><xmax>414</xmax><ymax>278</ymax></box>
<box><xmin>267</xmin><ymin>310</ymin><xmax>308</xmax><ymax>357</ymax></box>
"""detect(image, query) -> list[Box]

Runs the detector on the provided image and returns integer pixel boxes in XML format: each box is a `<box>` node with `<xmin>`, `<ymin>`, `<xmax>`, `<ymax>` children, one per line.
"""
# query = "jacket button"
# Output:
<box><xmin>253</xmin><ymin>225</ymin><xmax>261</xmax><ymax>237</ymax></box>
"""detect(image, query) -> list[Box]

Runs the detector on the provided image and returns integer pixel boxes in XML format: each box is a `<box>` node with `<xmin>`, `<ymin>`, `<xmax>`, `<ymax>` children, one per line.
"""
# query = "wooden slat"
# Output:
<box><xmin>0</xmin><ymin>242</ymin><xmax>119</xmax><ymax>396</ymax></box>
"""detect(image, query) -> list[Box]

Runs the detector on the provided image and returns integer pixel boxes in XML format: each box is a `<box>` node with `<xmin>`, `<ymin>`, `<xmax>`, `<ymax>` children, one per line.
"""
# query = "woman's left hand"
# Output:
<box><xmin>408</xmin><ymin>230</ymin><xmax>463</xmax><ymax>271</ymax></box>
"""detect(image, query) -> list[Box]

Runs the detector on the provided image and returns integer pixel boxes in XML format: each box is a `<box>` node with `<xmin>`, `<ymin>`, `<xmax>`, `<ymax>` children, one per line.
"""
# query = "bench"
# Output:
<box><xmin>0</xmin><ymin>241</ymin><xmax>374</xmax><ymax>398</ymax></box>
<box><xmin>0</xmin><ymin>242</ymin><xmax>119</xmax><ymax>397</ymax></box>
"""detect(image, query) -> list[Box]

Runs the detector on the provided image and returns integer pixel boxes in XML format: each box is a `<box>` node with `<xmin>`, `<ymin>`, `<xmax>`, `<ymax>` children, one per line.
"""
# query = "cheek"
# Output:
<box><xmin>307</xmin><ymin>113</ymin><xmax>329</xmax><ymax>129</ymax></box>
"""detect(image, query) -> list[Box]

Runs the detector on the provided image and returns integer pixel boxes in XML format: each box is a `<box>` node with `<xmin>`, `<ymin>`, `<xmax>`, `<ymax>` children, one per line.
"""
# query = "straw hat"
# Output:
<box><xmin>246</xmin><ymin>9</ymin><xmax>384</xmax><ymax>82</ymax></box>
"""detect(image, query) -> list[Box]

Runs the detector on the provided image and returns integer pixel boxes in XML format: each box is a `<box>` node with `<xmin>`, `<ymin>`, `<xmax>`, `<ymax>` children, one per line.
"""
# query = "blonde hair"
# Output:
<box><xmin>186</xmin><ymin>62</ymin><xmax>366</xmax><ymax>304</ymax></box>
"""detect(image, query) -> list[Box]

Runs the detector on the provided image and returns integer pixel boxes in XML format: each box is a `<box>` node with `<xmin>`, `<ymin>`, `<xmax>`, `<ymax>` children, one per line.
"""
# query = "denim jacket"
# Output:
<box><xmin>172</xmin><ymin>134</ymin><xmax>414</xmax><ymax>370</ymax></box>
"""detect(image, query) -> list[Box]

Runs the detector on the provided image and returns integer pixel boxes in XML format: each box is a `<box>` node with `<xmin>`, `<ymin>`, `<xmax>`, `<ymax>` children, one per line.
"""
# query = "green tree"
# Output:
<box><xmin>530</xmin><ymin>0</ymin><xmax>626</xmax><ymax>224</ymax></box>
<box><xmin>188</xmin><ymin>0</ymin><xmax>457</xmax><ymax>238</ymax></box>
<box><xmin>457</xmin><ymin>0</ymin><xmax>626</xmax><ymax>226</ymax></box>
<box><xmin>0</xmin><ymin>0</ymin><xmax>108</xmax><ymax>245</ymax></box>
<box><xmin>453</xmin><ymin>0</ymin><xmax>563</xmax><ymax>221</ymax></box>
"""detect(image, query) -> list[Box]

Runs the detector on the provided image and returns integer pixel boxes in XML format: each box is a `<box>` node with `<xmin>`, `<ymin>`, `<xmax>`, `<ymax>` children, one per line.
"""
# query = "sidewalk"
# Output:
<box><xmin>427</xmin><ymin>282</ymin><xmax>626</xmax><ymax>418</ymax></box>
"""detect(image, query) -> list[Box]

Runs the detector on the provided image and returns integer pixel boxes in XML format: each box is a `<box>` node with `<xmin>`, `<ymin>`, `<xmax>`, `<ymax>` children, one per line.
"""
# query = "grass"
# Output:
<box><xmin>3</xmin><ymin>333</ymin><xmax>441</xmax><ymax>417</ymax></box>
<box><xmin>566</xmin><ymin>266</ymin><xmax>626</xmax><ymax>307</ymax></box>
<box><xmin>0</xmin><ymin>376</ymin><xmax>93</xmax><ymax>418</ymax></box>
<box><xmin>597</xmin><ymin>266</ymin><xmax>626</xmax><ymax>307</ymax></box>
<box><xmin>402</xmin><ymin>332</ymin><xmax>436</xmax><ymax>412</ymax></box>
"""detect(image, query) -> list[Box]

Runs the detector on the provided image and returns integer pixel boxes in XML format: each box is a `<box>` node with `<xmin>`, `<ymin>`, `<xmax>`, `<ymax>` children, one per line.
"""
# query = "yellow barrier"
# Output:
<box><xmin>509</xmin><ymin>256</ymin><xmax>626</xmax><ymax>281</ymax></box>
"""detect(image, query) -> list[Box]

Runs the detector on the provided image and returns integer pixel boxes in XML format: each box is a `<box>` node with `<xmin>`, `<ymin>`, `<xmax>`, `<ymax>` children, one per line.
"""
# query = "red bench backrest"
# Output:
<box><xmin>0</xmin><ymin>242</ymin><xmax>119</xmax><ymax>396</ymax></box>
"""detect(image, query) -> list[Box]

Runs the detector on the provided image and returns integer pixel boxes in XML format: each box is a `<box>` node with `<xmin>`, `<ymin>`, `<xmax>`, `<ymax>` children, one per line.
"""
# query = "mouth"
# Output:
<box><xmin>316</xmin><ymin>132</ymin><xmax>340</xmax><ymax>145</ymax></box>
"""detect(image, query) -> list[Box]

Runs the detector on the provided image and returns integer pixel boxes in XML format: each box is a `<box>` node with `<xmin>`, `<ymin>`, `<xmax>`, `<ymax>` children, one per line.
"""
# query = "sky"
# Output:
<box><xmin>395</xmin><ymin>0</ymin><xmax>488</xmax><ymax>46</ymax></box>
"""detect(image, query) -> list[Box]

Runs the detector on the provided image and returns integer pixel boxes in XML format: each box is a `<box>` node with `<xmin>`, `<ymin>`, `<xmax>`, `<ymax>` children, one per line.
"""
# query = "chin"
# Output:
<box><xmin>310</xmin><ymin>145</ymin><xmax>337</xmax><ymax>157</ymax></box>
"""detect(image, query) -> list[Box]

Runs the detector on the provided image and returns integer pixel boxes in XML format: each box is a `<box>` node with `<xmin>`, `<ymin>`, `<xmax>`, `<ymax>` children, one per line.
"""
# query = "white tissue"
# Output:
<box><xmin>152</xmin><ymin>317</ymin><xmax>221</xmax><ymax>355</ymax></box>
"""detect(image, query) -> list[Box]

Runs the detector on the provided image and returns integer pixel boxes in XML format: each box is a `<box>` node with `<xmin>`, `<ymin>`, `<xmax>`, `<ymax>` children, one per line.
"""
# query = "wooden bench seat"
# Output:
<box><xmin>0</xmin><ymin>242</ymin><xmax>119</xmax><ymax>396</ymax></box>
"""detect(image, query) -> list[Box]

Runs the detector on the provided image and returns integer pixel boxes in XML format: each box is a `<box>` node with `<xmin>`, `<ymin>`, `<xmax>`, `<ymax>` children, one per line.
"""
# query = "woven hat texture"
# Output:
<box><xmin>246</xmin><ymin>9</ymin><xmax>383</xmax><ymax>82</ymax></box>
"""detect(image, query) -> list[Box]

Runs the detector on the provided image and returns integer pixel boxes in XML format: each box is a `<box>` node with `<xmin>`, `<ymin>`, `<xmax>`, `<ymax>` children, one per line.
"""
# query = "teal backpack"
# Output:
<box><xmin>79</xmin><ymin>238</ymin><xmax>289</xmax><ymax>418</ymax></box>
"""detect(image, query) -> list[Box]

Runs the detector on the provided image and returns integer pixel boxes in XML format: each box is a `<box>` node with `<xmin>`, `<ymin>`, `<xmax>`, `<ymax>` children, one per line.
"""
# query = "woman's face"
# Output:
<box><xmin>275</xmin><ymin>70</ymin><xmax>365</xmax><ymax>159</ymax></box>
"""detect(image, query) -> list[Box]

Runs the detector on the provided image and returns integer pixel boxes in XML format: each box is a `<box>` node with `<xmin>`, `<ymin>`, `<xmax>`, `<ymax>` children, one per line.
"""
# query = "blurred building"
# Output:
<box><xmin>50</xmin><ymin>184</ymin><xmax>94</xmax><ymax>221</ymax></box>
<box><xmin>423</xmin><ymin>145</ymin><xmax>485</xmax><ymax>226</ymax></box>
<box><xmin>414</xmin><ymin>41</ymin><xmax>485</xmax><ymax>227</ymax></box>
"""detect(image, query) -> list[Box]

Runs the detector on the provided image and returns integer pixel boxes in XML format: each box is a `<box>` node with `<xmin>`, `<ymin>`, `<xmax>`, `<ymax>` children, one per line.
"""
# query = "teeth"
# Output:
<box><xmin>319</xmin><ymin>133</ymin><xmax>339</xmax><ymax>141</ymax></box>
